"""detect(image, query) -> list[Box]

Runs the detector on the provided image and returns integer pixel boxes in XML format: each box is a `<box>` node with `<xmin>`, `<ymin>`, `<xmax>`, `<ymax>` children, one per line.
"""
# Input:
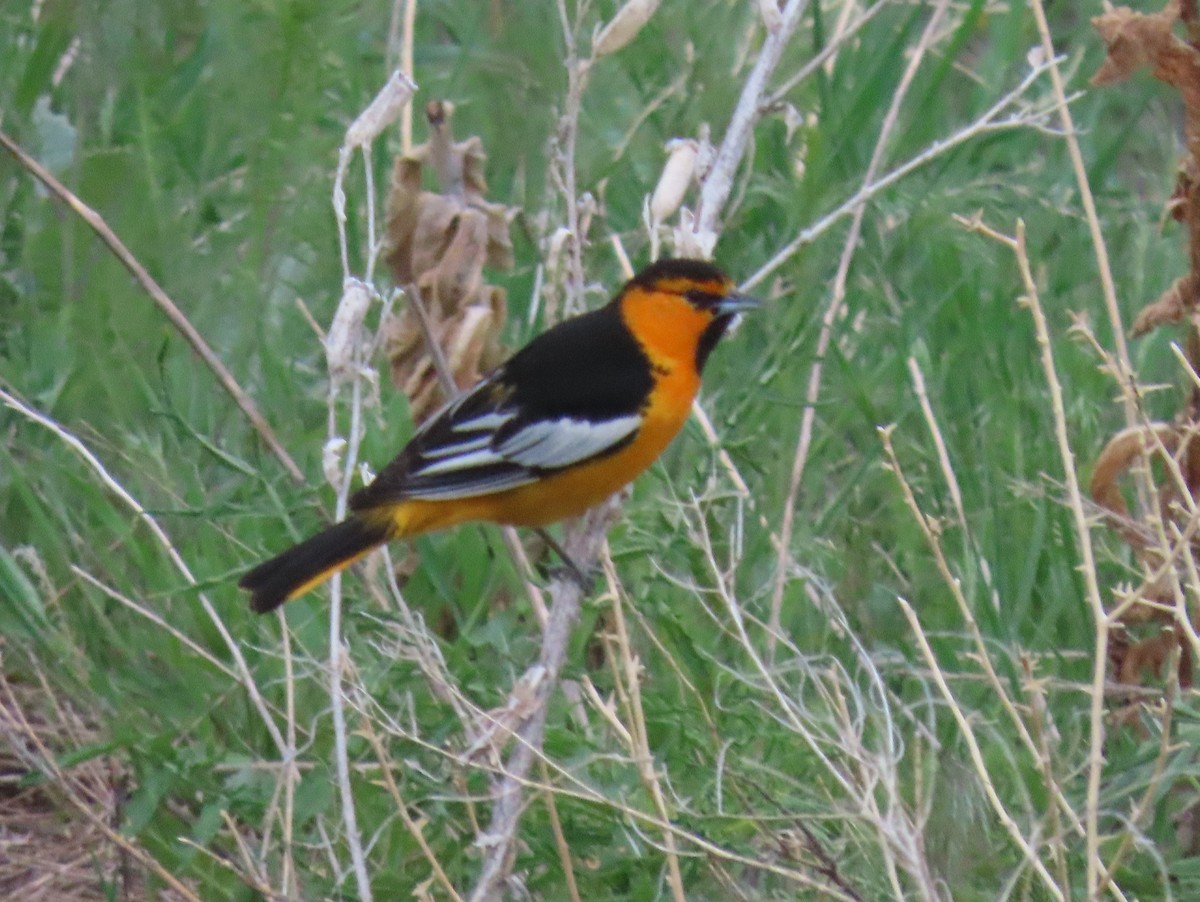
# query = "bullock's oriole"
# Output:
<box><xmin>240</xmin><ymin>257</ymin><xmax>759</xmax><ymax>613</ymax></box>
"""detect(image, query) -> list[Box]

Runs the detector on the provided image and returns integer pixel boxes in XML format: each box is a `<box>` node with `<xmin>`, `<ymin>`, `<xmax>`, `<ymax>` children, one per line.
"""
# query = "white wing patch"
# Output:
<box><xmin>414</xmin><ymin>447</ymin><xmax>507</xmax><ymax>476</ymax></box>
<box><xmin>401</xmin><ymin>469</ymin><xmax>539</xmax><ymax>500</ymax></box>
<box><xmin>451</xmin><ymin>410</ymin><xmax>516</xmax><ymax>433</ymax></box>
<box><xmin>496</xmin><ymin>414</ymin><xmax>642</xmax><ymax>469</ymax></box>
<box><xmin>419</xmin><ymin>434</ymin><xmax>494</xmax><ymax>459</ymax></box>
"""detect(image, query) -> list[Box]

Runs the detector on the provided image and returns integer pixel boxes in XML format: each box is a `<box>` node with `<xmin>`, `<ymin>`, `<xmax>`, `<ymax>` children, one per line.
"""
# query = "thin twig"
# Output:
<box><xmin>279</xmin><ymin>608</ymin><xmax>299</xmax><ymax>900</ymax></box>
<box><xmin>767</xmin><ymin>0</ymin><xmax>952</xmax><ymax>660</ymax></box>
<box><xmin>324</xmin><ymin>68</ymin><xmax>420</xmax><ymax>902</ymax></box>
<box><xmin>603</xmin><ymin>550</ymin><xmax>686</xmax><ymax>902</ymax></box>
<box><xmin>540</xmin><ymin>759</ymin><xmax>582</xmax><ymax>902</ymax></box>
<box><xmin>69</xmin><ymin>567</ymin><xmax>235</xmax><ymax>680</ymax></box>
<box><xmin>691</xmin><ymin>0</ymin><xmax>810</xmax><ymax>255</ymax></box>
<box><xmin>0</xmin><ymin>386</ymin><xmax>287</xmax><ymax>759</ymax></box>
<box><xmin>969</xmin><ymin>216</ymin><xmax>1112</xmax><ymax>899</ymax></box>
<box><xmin>362</xmin><ymin>719</ymin><xmax>465</xmax><ymax>901</ymax></box>
<box><xmin>743</xmin><ymin>56</ymin><xmax>1062</xmax><ymax>291</ymax></box>
<box><xmin>469</xmin><ymin>500</ymin><xmax>622</xmax><ymax>901</ymax></box>
<box><xmin>897</xmin><ymin>600</ymin><xmax>1065</xmax><ymax>900</ymax></box>
<box><xmin>765</xmin><ymin>0</ymin><xmax>889</xmax><ymax>106</ymax></box>
<box><xmin>1028</xmin><ymin>0</ymin><xmax>1136</xmax><ymax>429</ymax></box>
<box><xmin>0</xmin><ymin>128</ymin><xmax>305</xmax><ymax>483</ymax></box>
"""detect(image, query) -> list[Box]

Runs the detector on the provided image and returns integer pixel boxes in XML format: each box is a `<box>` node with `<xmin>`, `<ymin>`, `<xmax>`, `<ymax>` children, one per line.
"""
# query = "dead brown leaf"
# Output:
<box><xmin>1094</xmin><ymin>4</ymin><xmax>1200</xmax><ymax>333</ymax></box>
<box><xmin>1131</xmin><ymin>274</ymin><xmax>1197</xmax><ymax>336</ymax></box>
<box><xmin>381</xmin><ymin>100</ymin><xmax>515</xmax><ymax>422</ymax></box>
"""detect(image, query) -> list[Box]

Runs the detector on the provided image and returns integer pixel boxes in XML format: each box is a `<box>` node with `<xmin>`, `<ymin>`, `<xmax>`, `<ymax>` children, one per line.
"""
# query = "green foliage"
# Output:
<box><xmin>1</xmin><ymin>0</ymin><xmax>1194</xmax><ymax>898</ymax></box>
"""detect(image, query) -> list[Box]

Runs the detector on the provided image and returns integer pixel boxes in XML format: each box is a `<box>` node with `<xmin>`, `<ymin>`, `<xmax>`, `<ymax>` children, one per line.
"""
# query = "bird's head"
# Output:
<box><xmin>618</xmin><ymin>258</ymin><xmax>761</xmax><ymax>373</ymax></box>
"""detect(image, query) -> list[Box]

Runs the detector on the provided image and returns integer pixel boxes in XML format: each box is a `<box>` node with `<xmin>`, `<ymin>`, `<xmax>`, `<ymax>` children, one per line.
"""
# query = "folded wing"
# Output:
<box><xmin>350</xmin><ymin>374</ymin><xmax>643</xmax><ymax>508</ymax></box>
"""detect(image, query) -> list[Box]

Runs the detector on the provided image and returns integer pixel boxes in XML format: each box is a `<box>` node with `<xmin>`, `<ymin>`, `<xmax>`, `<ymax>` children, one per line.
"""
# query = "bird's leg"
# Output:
<box><xmin>533</xmin><ymin>527</ymin><xmax>593</xmax><ymax>589</ymax></box>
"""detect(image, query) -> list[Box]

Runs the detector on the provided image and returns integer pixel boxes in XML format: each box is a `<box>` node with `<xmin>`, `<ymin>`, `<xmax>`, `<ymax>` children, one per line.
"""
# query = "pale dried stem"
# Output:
<box><xmin>0</xmin><ymin>129</ymin><xmax>304</xmax><ymax>483</ymax></box>
<box><xmin>325</xmin><ymin>375</ymin><xmax>373</xmax><ymax>902</ymax></box>
<box><xmin>966</xmin><ymin>216</ymin><xmax>1111</xmax><ymax>899</ymax></box>
<box><xmin>378</xmin><ymin>551</ymin><xmax>477</xmax><ymax>731</ymax></box>
<box><xmin>1022</xmin><ymin>662</ymin><xmax>1070</xmax><ymax>896</ymax></box>
<box><xmin>279</xmin><ymin>609</ymin><xmax>299</xmax><ymax>900</ymax></box>
<box><xmin>322</xmin><ymin>69</ymin><xmax>421</xmax><ymax>902</ymax></box>
<box><xmin>878</xmin><ymin>426</ymin><xmax>1033</xmax><ymax>750</ymax></box>
<box><xmin>601</xmin><ymin>549</ymin><xmax>686</xmax><ymax>902</ymax></box>
<box><xmin>220</xmin><ymin>810</ymin><xmax>271</xmax><ymax>889</ymax></box>
<box><xmin>880</xmin><ymin>421</ymin><xmax>1127</xmax><ymax>899</ymax></box>
<box><xmin>907</xmin><ymin>358</ymin><xmax>967</xmax><ymax>533</ymax></box>
<box><xmin>743</xmin><ymin>56</ymin><xmax>1063</xmax><ymax>291</ymax></box>
<box><xmin>366</xmin><ymin>679</ymin><xmax>861</xmax><ymax>895</ymax></box>
<box><xmin>1028</xmin><ymin>0</ymin><xmax>1135</xmax><ymax>427</ymax></box>
<box><xmin>1171</xmin><ymin>520</ymin><xmax>1200</xmax><ymax>669</ymax></box>
<box><xmin>767</xmin><ymin>0</ymin><xmax>951</xmax><ymax>660</ymax></box>
<box><xmin>403</xmin><ymin>0</ymin><xmax>418</xmax><ymax>154</ymax></box>
<box><xmin>693</xmin><ymin>0</ymin><xmax>809</xmax><ymax>249</ymax></box>
<box><xmin>176</xmin><ymin>831</ymin><xmax>276</xmax><ymax>897</ymax></box>
<box><xmin>539</xmin><ymin>759</ymin><xmax>582</xmax><ymax>902</ymax></box>
<box><xmin>1097</xmin><ymin>655</ymin><xmax>1178</xmax><ymax>890</ymax></box>
<box><xmin>464</xmin><ymin>4</ymin><xmax>633</xmax><ymax>893</ymax></box>
<box><xmin>897</xmin><ymin>600</ymin><xmax>1066</xmax><ymax>900</ymax></box>
<box><xmin>0</xmin><ymin>387</ymin><xmax>287</xmax><ymax>758</ymax></box>
<box><xmin>686</xmin><ymin>498</ymin><xmax>933</xmax><ymax>897</ymax></box>
<box><xmin>469</xmin><ymin>501</ymin><xmax>621</xmax><ymax>901</ymax></box>
<box><xmin>69</xmin><ymin>566</ymin><xmax>236</xmax><ymax>680</ymax></box>
<box><xmin>766</xmin><ymin>0</ymin><xmax>889</xmax><ymax>105</ymax></box>
<box><xmin>554</xmin><ymin>0</ymin><xmax>588</xmax><ymax>306</ymax></box>
<box><xmin>361</xmin><ymin>719</ymin><xmax>465</xmax><ymax>901</ymax></box>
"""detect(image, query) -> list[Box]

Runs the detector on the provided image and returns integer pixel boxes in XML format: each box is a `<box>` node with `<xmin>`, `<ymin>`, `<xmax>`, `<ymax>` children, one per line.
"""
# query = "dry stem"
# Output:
<box><xmin>767</xmin><ymin>0</ymin><xmax>952</xmax><ymax>661</ymax></box>
<box><xmin>0</xmin><ymin>128</ymin><xmax>304</xmax><ymax>483</ymax></box>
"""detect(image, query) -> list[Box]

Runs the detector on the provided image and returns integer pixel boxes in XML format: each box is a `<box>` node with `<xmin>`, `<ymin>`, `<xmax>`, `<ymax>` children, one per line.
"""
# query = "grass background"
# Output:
<box><xmin>1</xmin><ymin>0</ymin><xmax>1195</xmax><ymax>898</ymax></box>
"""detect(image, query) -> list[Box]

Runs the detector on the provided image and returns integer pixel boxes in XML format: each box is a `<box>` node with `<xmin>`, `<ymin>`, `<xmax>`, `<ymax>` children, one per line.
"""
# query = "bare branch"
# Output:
<box><xmin>688</xmin><ymin>0</ymin><xmax>810</xmax><ymax>256</ymax></box>
<box><xmin>470</xmin><ymin>501</ymin><xmax>622</xmax><ymax>901</ymax></box>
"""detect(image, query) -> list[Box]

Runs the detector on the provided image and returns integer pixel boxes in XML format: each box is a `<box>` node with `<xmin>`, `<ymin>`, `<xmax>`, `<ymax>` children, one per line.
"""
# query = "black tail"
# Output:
<box><xmin>239</xmin><ymin>516</ymin><xmax>393</xmax><ymax>614</ymax></box>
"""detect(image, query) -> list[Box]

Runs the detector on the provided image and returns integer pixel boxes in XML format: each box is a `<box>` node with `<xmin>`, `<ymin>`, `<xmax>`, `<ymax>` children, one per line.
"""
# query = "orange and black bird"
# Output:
<box><xmin>240</xmin><ymin>258</ymin><xmax>759</xmax><ymax>613</ymax></box>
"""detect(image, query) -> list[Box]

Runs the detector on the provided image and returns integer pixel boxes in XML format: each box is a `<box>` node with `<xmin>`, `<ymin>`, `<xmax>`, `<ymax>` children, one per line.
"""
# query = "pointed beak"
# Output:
<box><xmin>715</xmin><ymin>292</ymin><xmax>763</xmax><ymax>316</ymax></box>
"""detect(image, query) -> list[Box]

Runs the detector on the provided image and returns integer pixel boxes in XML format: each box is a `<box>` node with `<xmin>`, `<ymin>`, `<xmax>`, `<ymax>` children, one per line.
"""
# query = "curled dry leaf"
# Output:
<box><xmin>1091</xmin><ymin>3</ymin><xmax>1200</xmax><ymax>159</ymax></box>
<box><xmin>593</xmin><ymin>0</ymin><xmax>660</xmax><ymax>59</ymax></box>
<box><xmin>1091</xmin><ymin>5</ymin><xmax>1200</xmax><ymax>697</ymax></box>
<box><xmin>1094</xmin><ymin>5</ymin><xmax>1200</xmax><ymax>333</ymax></box>
<box><xmin>381</xmin><ymin>100</ymin><xmax>515</xmax><ymax>422</ymax></box>
<box><xmin>324</xmin><ymin>277</ymin><xmax>373</xmax><ymax>382</ymax></box>
<box><xmin>1093</xmin><ymin>422</ymin><xmax>1199</xmax><ymax>689</ymax></box>
<box><xmin>1090</xmin><ymin>423</ymin><xmax>1180</xmax><ymax>620</ymax></box>
<box><xmin>1111</xmin><ymin>626</ymin><xmax>1192</xmax><ymax>687</ymax></box>
<box><xmin>649</xmin><ymin>138</ymin><xmax>698</xmax><ymax>225</ymax></box>
<box><xmin>1090</xmin><ymin>423</ymin><xmax>1180</xmax><ymax>549</ymax></box>
<box><xmin>1130</xmin><ymin>273</ymin><xmax>1197</xmax><ymax>336</ymax></box>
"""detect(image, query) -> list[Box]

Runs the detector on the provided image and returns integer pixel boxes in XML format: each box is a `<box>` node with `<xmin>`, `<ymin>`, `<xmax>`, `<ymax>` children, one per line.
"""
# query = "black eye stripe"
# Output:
<box><xmin>684</xmin><ymin>289</ymin><xmax>725</xmax><ymax>308</ymax></box>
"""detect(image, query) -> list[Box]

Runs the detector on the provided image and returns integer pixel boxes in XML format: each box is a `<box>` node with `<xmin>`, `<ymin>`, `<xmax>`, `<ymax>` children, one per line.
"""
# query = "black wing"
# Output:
<box><xmin>350</xmin><ymin>304</ymin><xmax>654</xmax><ymax>509</ymax></box>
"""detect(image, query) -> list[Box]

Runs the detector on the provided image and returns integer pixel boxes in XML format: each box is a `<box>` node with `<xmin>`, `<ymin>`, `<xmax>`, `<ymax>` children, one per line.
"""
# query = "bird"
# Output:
<box><xmin>240</xmin><ymin>257</ymin><xmax>760</xmax><ymax>613</ymax></box>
